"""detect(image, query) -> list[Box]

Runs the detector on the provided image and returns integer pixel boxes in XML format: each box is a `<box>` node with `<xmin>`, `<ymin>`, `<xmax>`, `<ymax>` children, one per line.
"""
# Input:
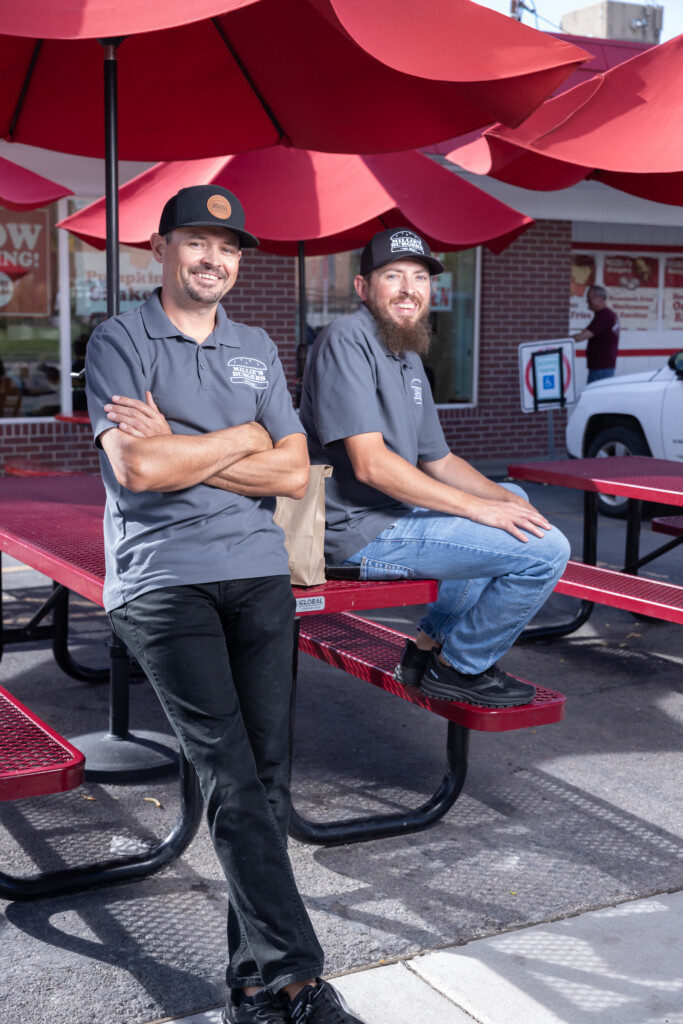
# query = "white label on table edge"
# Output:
<box><xmin>296</xmin><ymin>596</ymin><xmax>326</xmax><ymax>613</ymax></box>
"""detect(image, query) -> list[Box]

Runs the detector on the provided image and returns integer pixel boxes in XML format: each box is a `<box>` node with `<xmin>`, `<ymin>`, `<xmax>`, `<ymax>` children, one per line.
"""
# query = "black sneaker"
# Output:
<box><xmin>289</xmin><ymin>979</ymin><xmax>366</xmax><ymax>1024</ymax></box>
<box><xmin>420</xmin><ymin>651</ymin><xmax>535</xmax><ymax>707</ymax></box>
<box><xmin>393</xmin><ymin>638</ymin><xmax>432</xmax><ymax>687</ymax></box>
<box><xmin>222</xmin><ymin>988</ymin><xmax>289</xmax><ymax>1024</ymax></box>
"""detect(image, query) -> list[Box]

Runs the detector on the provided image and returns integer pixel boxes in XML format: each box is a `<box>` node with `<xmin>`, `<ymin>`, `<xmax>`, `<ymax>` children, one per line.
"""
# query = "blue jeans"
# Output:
<box><xmin>587</xmin><ymin>367</ymin><xmax>615</xmax><ymax>383</ymax></box>
<box><xmin>344</xmin><ymin>485</ymin><xmax>570</xmax><ymax>675</ymax></box>
<box><xmin>110</xmin><ymin>577</ymin><xmax>324</xmax><ymax>994</ymax></box>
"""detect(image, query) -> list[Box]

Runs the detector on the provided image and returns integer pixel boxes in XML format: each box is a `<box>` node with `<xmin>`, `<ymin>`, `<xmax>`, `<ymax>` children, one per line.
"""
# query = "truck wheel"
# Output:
<box><xmin>586</xmin><ymin>426</ymin><xmax>650</xmax><ymax>517</ymax></box>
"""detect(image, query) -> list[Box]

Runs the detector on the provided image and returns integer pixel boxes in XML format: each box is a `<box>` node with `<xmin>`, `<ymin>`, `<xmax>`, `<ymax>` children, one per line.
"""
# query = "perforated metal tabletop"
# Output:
<box><xmin>0</xmin><ymin>474</ymin><xmax>438</xmax><ymax>612</ymax></box>
<box><xmin>509</xmin><ymin>456</ymin><xmax>683</xmax><ymax>504</ymax></box>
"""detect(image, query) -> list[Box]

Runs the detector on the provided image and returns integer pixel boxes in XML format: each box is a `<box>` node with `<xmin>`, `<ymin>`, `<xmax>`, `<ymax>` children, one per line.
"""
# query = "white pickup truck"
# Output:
<box><xmin>565</xmin><ymin>351</ymin><xmax>683</xmax><ymax>515</ymax></box>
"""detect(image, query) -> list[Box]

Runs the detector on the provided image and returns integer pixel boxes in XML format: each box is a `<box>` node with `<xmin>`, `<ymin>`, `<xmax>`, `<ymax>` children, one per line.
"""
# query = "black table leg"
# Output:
<box><xmin>68</xmin><ymin>629</ymin><xmax>179</xmax><ymax>782</ymax></box>
<box><xmin>520</xmin><ymin>491</ymin><xmax>596</xmax><ymax>641</ymax></box>
<box><xmin>288</xmin><ymin>617</ymin><xmax>469</xmax><ymax>845</ymax></box>
<box><xmin>0</xmin><ymin>752</ymin><xmax>203</xmax><ymax>900</ymax></box>
<box><xmin>624</xmin><ymin>498</ymin><xmax>642</xmax><ymax>575</ymax></box>
<box><xmin>288</xmin><ymin>721</ymin><xmax>470</xmax><ymax>846</ymax></box>
<box><xmin>51</xmin><ymin>586</ymin><xmax>109</xmax><ymax>683</ymax></box>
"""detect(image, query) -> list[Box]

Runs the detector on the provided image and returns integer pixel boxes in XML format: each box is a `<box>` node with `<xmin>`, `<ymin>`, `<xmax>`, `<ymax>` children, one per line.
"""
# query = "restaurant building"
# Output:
<box><xmin>0</xmin><ymin>32</ymin><xmax>681</xmax><ymax>470</ymax></box>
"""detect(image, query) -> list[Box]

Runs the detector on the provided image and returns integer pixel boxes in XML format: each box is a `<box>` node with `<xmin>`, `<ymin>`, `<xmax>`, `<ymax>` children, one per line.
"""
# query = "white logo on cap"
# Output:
<box><xmin>228</xmin><ymin>357</ymin><xmax>269</xmax><ymax>389</ymax></box>
<box><xmin>390</xmin><ymin>230</ymin><xmax>425</xmax><ymax>256</ymax></box>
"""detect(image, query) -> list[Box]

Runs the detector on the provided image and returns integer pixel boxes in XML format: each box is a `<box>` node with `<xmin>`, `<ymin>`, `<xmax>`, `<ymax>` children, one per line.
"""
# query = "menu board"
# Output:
<box><xmin>602</xmin><ymin>255</ymin><xmax>659</xmax><ymax>331</ymax></box>
<box><xmin>569</xmin><ymin>254</ymin><xmax>597</xmax><ymax>332</ymax></box>
<box><xmin>662</xmin><ymin>257</ymin><xmax>683</xmax><ymax>330</ymax></box>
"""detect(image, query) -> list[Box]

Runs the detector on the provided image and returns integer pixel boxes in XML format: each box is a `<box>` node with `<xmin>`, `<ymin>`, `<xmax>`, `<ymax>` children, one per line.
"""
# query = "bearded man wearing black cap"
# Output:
<box><xmin>299</xmin><ymin>228</ymin><xmax>570</xmax><ymax>707</ymax></box>
<box><xmin>85</xmin><ymin>186</ymin><xmax>368</xmax><ymax>1024</ymax></box>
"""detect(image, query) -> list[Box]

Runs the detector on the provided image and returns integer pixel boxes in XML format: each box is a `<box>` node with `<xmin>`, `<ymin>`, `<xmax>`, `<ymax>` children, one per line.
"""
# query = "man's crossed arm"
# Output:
<box><xmin>344</xmin><ymin>431</ymin><xmax>551</xmax><ymax>543</ymax></box>
<box><xmin>99</xmin><ymin>392</ymin><xmax>309</xmax><ymax>499</ymax></box>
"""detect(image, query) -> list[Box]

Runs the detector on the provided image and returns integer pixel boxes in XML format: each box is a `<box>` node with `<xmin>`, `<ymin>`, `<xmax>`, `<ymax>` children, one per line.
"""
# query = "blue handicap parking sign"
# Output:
<box><xmin>542</xmin><ymin>374</ymin><xmax>555</xmax><ymax>390</ymax></box>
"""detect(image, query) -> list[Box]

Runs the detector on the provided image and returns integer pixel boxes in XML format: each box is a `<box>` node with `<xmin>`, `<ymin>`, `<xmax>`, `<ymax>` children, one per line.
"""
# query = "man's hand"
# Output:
<box><xmin>467</xmin><ymin>496</ymin><xmax>551</xmax><ymax>542</ymax></box>
<box><xmin>104</xmin><ymin>392</ymin><xmax>172</xmax><ymax>438</ymax></box>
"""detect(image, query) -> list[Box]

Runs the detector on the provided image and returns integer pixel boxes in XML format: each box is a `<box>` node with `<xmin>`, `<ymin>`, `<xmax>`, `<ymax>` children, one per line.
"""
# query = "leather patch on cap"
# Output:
<box><xmin>207</xmin><ymin>195</ymin><xmax>232</xmax><ymax>220</ymax></box>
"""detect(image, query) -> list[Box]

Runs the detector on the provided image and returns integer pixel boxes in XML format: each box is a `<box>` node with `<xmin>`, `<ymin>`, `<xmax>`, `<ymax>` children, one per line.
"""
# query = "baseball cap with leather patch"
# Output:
<box><xmin>360</xmin><ymin>227</ymin><xmax>443</xmax><ymax>276</ymax></box>
<box><xmin>158</xmin><ymin>185</ymin><xmax>259</xmax><ymax>248</ymax></box>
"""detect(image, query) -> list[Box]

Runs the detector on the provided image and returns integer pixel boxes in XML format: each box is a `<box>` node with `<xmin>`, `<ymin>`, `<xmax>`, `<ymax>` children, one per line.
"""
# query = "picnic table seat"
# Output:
<box><xmin>291</xmin><ymin>611</ymin><xmax>566</xmax><ymax>846</ymax></box>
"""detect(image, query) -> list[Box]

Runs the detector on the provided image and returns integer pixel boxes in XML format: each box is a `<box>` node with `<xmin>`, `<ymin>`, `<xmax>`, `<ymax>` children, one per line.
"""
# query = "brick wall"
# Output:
<box><xmin>222</xmin><ymin>249</ymin><xmax>298</xmax><ymax>392</ymax></box>
<box><xmin>0</xmin><ymin>250</ymin><xmax>298</xmax><ymax>472</ymax></box>
<box><xmin>439</xmin><ymin>219</ymin><xmax>572</xmax><ymax>461</ymax></box>
<box><xmin>0</xmin><ymin>421</ymin><xmax>99</xmax><ymax>473</ymax></box>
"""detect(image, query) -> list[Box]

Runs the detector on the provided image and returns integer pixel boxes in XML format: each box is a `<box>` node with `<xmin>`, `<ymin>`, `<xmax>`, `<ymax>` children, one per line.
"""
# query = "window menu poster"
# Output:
<box><xmin>603</xmin><ymin>254</ymin><xmax>659</xmax><ymax>330</ymax></box>
<box><xmin>662</xmin><ymin>257</ymin><xmax>683</xmax><ymax>330</ymax></box>
<box><xmin>569</xmin><ymin>254</ymin><xmax>596</xmax><ymax>332</ymax></box>
<box><xmin>0</xmin><ymin>209</ymin><xmax>51</xmax><ymax>316</ymax></box>
<box><xmin>74</xmin><ymin>248</ymin><xmax>162</xmax><ymax>316</ymax></box>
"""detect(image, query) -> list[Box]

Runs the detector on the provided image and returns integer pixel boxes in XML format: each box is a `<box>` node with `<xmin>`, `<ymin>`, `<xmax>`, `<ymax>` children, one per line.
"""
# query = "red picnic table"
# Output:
<box><xmin>508</xmin><ymin>456</ymin><xmax>683</xmax><ymax>638</ymax></box>
<box><xmin>0</xmin><ymin>472</ymin><xmax>566</xmax><ymax>893</ymax></box>
<box><xmin>54</xmin><ymin>413</ymin><xmax>90</xmax><ymax>425</ymax></box>
<box><xmin>0</xmin><ymin>472</ymin><xmax>448</xmax><ymax>894</ymax></box>
<box><xmin>0</xmin><ymin>473</ymin><xmax>438</xmax><ymax>777</ymax></box>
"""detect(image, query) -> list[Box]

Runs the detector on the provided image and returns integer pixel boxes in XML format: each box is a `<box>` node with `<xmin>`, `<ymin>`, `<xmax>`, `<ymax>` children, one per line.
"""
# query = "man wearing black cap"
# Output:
<box><xmin>300</xmin><ymin>227</ymin><xmax>569</xmax><ymax>707</ymax></box>
<box><xmin>85</xmin><ymin>186</ymin><xmax>368</xmax><ymax>1024</ymax></box>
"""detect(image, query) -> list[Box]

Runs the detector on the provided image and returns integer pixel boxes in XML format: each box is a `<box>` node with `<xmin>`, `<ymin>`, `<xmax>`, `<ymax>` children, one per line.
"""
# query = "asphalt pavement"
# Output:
<box><xmin>0</xmin><ymin>475</ymin><xmax>681</xmax><ymax>1024</ymax></box>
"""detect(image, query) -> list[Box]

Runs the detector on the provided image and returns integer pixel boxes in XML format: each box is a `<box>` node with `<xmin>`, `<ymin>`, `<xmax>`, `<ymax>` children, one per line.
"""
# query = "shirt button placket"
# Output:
<box><xmin>197</xmin><ymin>348</ymin><xmax>212</xmax><ymax>389</ymax></box>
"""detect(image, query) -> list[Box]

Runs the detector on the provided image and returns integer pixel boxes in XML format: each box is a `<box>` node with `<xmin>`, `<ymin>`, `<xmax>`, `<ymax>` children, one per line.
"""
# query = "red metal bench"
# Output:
<box><xmin>555</xmin><ymin>560</ymin><xmax>683</xmax><ymax>625</ymax></box>
<box><xmin>291</xmin><ymin>612</ymin><xmax>566</xmax><ymax>846</ymax></box>
<box><xmin>651</xmin><ymin>515</ymin><xmax>683</xmax><ymax>538</ymax></box>
<box><xmin>0</xmin><ymin>683</ymin><xmax>85</xmax><ymax>802</ymax></box>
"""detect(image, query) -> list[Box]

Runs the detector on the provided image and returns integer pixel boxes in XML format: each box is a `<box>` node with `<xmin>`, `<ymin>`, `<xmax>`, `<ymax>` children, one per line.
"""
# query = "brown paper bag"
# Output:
<box><xmin>273</xmin><ymin>465</ymin><xmax>332</xmax><ymax>587</ymax></box>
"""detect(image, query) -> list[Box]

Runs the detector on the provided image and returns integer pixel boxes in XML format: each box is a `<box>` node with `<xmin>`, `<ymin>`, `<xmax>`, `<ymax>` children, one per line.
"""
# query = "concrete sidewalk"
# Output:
<box><xmin>165</xmin><ymin>891</ymin><xmax>683</xmax><ymax>1024</ymax></box>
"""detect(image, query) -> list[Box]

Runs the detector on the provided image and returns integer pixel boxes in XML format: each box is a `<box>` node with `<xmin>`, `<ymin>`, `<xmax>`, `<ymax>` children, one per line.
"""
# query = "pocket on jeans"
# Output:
<box><xmin>360</xmin><ymin>556</ymin><xmax>414</xmax><ymax>581</ymax></box>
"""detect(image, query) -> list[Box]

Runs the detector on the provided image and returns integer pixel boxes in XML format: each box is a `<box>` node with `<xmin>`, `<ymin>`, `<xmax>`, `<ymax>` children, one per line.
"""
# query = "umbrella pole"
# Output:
<box><xmin>297</xmin><ymin>240</ymin><xmax>307</xmax><ymax>349</ymax></box>
<box><xmin>101</xmin><ymin>39</ymin><xmax>123</xmax><ymax>319</ymax></box>
<box><xmin>296</xmin><ymin>241</ymin><xmax>309</xmax><ymax>403</ymax></box>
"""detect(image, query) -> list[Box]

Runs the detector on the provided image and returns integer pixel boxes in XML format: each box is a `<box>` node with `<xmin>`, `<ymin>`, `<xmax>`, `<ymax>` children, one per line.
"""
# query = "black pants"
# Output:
<box><xmin>110</xmin><ymin>576</ymin><xmax>324</xmax><ymax>993</ymax></box>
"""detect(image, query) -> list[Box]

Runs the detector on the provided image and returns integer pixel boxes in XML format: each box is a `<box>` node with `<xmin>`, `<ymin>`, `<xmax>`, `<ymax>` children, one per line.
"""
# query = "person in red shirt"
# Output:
<box><xmin>573</xmin><ymin>285</ymin><xmax>620</xmax><ymax>384</ymax></box>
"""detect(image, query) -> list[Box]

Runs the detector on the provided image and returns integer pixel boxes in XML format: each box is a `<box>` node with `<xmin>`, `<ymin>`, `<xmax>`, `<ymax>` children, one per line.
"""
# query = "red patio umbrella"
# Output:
<box><xmin>0</xmin><ymin>1</ymin><xmax>590</xmax><ymax>159</ymax></box>
<box><xmin>0</xmin><ymin>0</ymin><xmax>588</xmax><ymax>318</ymax></box>
<box><xmin>57</xmin><ymin>147</ymin><xmax>533</xmax><ymax>255</ymax></box>
<box><xmin>57</xmin><ymin>146</ymin><xmax>534</xmax><ymax>347</ymax></box>
<box><xmin>0</xmin><ymin>154</ymin><xmax>72</xmax><ymax>210</ymax></box>
<box><xmin>446</xmin><ymin>33</ymin><xmax>683</xmax><ymax>206</ymax></box>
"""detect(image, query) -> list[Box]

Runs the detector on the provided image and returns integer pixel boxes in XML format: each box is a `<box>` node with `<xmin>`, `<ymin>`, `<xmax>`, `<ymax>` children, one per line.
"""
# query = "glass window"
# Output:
<box><xmin>302</xmin><ymin>247</ymin><xmax>479</xmax><ymax>406</ymax></box>
<box><xmin>428</xmin><ymin>249</ymin><xmax>478</xmax><ymax>405</ymax></box>
<box><xmin>0</xmin><ymin>203</ymin><xmax>61</xmax><ymax>418</ymax></box>
<box><xmin>67</xmin><ymin>198</ymin><xmax>163</xmax><ymax>412</ymax></box>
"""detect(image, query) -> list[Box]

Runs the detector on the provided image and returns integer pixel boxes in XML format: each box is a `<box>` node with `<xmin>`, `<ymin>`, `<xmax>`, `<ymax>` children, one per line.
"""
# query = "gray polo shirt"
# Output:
<box><xmin>86</xmin><ymin>289</ymin><xmax>303</xmax><ymax>612</ymax></box>
<box><xmin>299</xmin><ymin>303</ymin><xmax>449</xmax><ymax>564</ymax></box>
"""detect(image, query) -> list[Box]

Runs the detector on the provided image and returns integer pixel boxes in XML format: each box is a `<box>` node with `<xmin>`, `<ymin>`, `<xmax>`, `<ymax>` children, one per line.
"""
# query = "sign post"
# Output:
<box><xmin>518</xmin><ymin>339</ymin><xmax>576</xmax><ymax>458</ymax></box>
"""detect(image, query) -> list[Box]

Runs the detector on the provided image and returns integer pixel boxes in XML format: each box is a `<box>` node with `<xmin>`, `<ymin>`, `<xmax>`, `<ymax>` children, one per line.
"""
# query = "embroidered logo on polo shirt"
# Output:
<box><xmin>228</xmin><ymin>357</ymin><xmax>269</xmax><ymax>389</ymax></box>
<box><xmin>390</xmin><ymin>230</ymin><xmax>425</xmax><ymax>257</ymax></box>
<box><xmin>410</xmin><ymin>378</ymin><xmax>423</xmax><ymax>404</ymax></box>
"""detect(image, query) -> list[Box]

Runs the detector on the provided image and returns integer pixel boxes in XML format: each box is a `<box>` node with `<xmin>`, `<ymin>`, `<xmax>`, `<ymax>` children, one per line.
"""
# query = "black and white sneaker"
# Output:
<box><xmin>393</xmin><ymin>638</ymin><xmax>432</xmax><ymax>687</ymax></box>
<box><xmin>222</xmin><ymin>988</ymin><xmax>289</xmax><ymax>1024</ymax></box>
<box><xmin>420</xmin><ymin>651</ymin><xmax>535</xmax><ymax>707</ymax></box>
<box><xmin>289</xmin><ymin>979</ymin><xmax>366</xmax><ymax>1024</ymax></box>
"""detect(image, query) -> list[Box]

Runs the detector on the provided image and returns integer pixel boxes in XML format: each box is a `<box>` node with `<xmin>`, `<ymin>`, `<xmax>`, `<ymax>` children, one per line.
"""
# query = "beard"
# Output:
<box><xmin>184</xmin><ymin>266</ymin><xmax>228</xmax><ymax>305</ymax></box>
<box><xmin>365</xmin><ymin>297</ymin><xmax>433</xmax><ymax>358</ymax></box>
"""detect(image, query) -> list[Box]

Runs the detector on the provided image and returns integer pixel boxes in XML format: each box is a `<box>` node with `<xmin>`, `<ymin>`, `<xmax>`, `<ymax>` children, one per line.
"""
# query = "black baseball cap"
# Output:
<box><xmin>158</xmin><ymin>185</ymin><xmax>259</xmax><ymax>249</ymax></box>
<box><xmin>360</xmin><ymin>228</ymin><xmax>444</xmax><ymax>277</ymax></box>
